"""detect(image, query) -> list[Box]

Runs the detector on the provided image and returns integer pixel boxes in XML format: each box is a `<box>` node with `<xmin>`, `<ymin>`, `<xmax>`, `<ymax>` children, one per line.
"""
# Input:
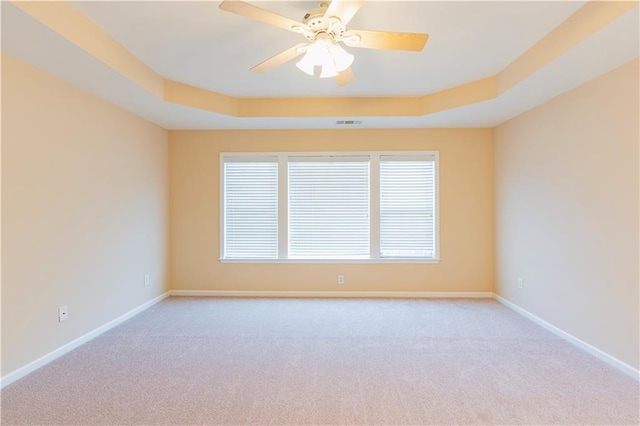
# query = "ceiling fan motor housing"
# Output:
<box><xmin>301</xmin><ymin>4</ymin><xmax>346</xmax><ymax>43</ymax></box>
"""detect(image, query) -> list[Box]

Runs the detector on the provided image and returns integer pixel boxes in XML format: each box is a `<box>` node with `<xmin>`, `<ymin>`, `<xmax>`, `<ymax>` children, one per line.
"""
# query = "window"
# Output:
<box><xmin>289</xmin><ymin>157</ymin><xmax>370</xmax><ymax>259</ymax></box>
<box><xmin>223</xmin><ymin>157</ymin><xmax>278</xmax><ymax>259</ymax></box>
<box><xmin>380</xmin><ymin>156</ymin><xmax>436</xmax><ymax>258</ymax></box>
<box><xmin>220</xmin><ymin>152</ymin><xmax>438</xmax><ymax>262</ymax></box>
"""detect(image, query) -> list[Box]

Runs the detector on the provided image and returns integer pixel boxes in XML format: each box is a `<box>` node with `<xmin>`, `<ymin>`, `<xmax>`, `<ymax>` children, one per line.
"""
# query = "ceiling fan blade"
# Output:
<box><xmin>324</xmin><ymin>0</ymin><xmax>366</xmax><ymax>26</ymax></box>
<box><xmin>348</xmin><ymin>30</ymin><xmax>429</xmax><ymax>51</ymax></box>
<box><xmin>219</xmin><ymin>0</ymin><xmax>303</xmax><ymax>33</ymax></box>
<box><xmin>335</xmin><ymin>67</ymin><xmax>355</xmax><ymax>86</ymax></box>
<box><xmin>250</xmin><ymin>43</ymin><xmax>308</xmax><ymax>74</ymax></box>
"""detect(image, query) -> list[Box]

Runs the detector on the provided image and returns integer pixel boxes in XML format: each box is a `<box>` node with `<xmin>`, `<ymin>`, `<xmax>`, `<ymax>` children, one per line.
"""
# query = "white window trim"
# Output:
<box><xmin>219</xmin><ymin>151</ymin><xmax>440</xmax><ymax>264</ymax></box>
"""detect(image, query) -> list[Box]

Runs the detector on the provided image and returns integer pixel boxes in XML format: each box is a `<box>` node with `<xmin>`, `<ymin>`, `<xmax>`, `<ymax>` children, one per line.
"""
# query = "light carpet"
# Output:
<box><xmin>2</xmin><ymin>297</ymin><xmax>638</xmax><ymax>425</ymax></box>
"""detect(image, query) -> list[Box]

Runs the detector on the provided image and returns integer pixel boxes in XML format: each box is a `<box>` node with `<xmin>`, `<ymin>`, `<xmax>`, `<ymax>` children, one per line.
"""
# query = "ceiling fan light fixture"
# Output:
<box><xmin>295</xmin><ymin>38</ymin><xmax>328</xmax><ymax>76</ymax></box>
<box><xmin>296</xmin><ymin>37</ymin><xmax>353</xmax><ymax>78</ymax></box>
<box><xmin>329</xmin><ymin>43</ymin><xmax>354</xmax><ymax>72</ymax></box>
<box><xmin>319</xmin><ymin>56</ymin><xmax>339</xmax><ymax>78</ymax></box>
<box><xmin>295</xmin><ymin>53</ymin><xmax>317</xmax><ymax>76</ymax></box>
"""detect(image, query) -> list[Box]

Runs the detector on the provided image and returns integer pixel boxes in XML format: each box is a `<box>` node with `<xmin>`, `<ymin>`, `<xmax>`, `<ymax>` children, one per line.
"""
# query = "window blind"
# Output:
<box><xmin>288</xmin><ymin>157</ymin><xmax>370</xmax><ymax>259</ymax></box>
<box><xmin>223</xmin><ymin>158</ymin><xmax>278</xmax><ymax>259</ymax></box>
<box><xmin>380</xmin><ymin>156</ymin><xmax>436</xmax><ymax>258</ymax></box>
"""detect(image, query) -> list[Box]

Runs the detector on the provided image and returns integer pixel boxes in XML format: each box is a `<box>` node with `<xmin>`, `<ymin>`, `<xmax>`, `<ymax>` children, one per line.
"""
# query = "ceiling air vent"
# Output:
<box><xmin>336</xmin><ymin>120</ymin><xmax>363</xmax><ymax>125</ymax></box>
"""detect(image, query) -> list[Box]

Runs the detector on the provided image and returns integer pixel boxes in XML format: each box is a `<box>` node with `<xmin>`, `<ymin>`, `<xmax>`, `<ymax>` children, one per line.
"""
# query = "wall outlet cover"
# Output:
<box><xmin>58</xmin><ymin>305</ymin><xmax>69</xmax><ymax>322</ymax></box>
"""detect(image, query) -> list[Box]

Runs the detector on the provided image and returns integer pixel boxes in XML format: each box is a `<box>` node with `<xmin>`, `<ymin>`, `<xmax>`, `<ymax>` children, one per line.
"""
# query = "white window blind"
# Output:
<box><xmin>380</xmin><ymin>156</ymin><xmax>436</xmax><ymax>258</ymax></box>
<box><xmin>220</xmin><ymin>152</ymin><xmax>439</xmax><ymax>262</ymax></box>
<box><xmin>288</xmin><ymin>157</ymin><xmax>370</xmax><ymax>259</ymax></box>
<box><xmin>223</xmin><ymin>157</ymin><xmax>278</xmax><ymax>259</ymax></box>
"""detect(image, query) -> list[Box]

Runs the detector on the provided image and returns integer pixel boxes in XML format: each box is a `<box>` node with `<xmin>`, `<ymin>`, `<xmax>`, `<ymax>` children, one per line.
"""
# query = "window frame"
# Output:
<box><xmin>219</xmin><ymin>151</ymin><xmax>440</xmax><ymax>264</ymax></box>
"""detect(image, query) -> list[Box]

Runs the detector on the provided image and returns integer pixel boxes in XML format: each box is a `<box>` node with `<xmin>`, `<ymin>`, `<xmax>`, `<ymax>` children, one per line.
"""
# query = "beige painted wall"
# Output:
<box><xmin>1</xmin><ymin>54</ymin><xmax>169</xmax><ymax>376</ymax></box>
<box><xmin>494</xmin><ymin>58</ymin><xmax>639</xmax><ymax>369</ymax></box>
<box><xmin>169</xmin><ymin>128</ymin><xmax>494</xmax><ymax>293</ymax></box>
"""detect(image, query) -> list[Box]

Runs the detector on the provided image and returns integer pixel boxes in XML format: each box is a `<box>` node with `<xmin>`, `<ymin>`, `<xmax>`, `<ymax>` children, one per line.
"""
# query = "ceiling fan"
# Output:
<box><xmin>218</xmin><ymin>0</ymin><xmax>429</xmax><ymax>86</ymax></box>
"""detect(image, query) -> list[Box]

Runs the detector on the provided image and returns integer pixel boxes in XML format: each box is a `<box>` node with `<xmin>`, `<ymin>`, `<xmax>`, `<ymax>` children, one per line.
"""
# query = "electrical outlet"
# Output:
<box><xmin>337</xmin><ymin>275</ymin><xmax>345</xmax><ymax>285</ymax></box>
<box><xmin>517</xmin><ymin>277</ymin><xmax>524</xmax><ymax>290</ymax></box>
<box><xmin>58</xmin><ymin>305</ymin><xmax>69</xmax><ymax>322</ymax></box>
<box><xmin>144</xmin><ymin>274</ymin><xmax>150</xmax><ymax>286</ymax></box>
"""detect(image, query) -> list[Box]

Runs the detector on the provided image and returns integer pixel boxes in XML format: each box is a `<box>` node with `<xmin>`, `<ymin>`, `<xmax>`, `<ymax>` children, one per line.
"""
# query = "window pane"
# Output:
<box><xmin>224</xmin><ymin>160</ymin><xmax>278</xmax><ymax>259</ymax></box>
<box><xmin>288</xmin><ymin>159</ymin><xmax>370</xmax><ymax>259</ymax></box>
<box><xmin>380</xmin><ymin>159</ymin><xmax>436</xmax><ymax>258</ymax></box>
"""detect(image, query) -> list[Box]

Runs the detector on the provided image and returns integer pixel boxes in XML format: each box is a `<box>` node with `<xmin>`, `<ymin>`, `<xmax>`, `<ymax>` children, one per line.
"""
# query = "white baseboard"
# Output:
<box><xmin>494</xmin><ymin>294</ymin><xmax>639</xmax><ymax>381</ymax></box>
<box><xmin>1</xmin><ymin>292</ymin><xmax>170</xmax><ymax>388</ymax></box>
<box><xmin>11</xmin><ymin>291</ymin><xmax>634</xmax><ymax>386</ymax></box>
<box><xmin>170</xmin><ymin>290</ymin><xmax>493</xmax><ymax>299</ymax></box>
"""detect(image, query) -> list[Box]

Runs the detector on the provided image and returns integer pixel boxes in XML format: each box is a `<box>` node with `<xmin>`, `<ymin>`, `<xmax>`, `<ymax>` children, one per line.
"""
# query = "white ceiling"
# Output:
<box><xmin>2</xmin><ymin>1</ymin><xmax>639</xmax><ymax>129</ymax></box>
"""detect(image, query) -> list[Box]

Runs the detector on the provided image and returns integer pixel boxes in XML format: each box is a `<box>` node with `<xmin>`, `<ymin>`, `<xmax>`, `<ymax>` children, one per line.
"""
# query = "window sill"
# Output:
<box><xmin>219</xmin><ymin>258</ymin><xmax>441</xmax><ymax>264</ymax></box>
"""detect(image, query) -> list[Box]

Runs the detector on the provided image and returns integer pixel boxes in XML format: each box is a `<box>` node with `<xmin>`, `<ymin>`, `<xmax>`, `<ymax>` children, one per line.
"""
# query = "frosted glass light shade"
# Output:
<box><xmin>329</xmin><ymin>43</ymin><xmax>354</xmax><ymax>72</ymax></box>
<box><xmin>296</xmin><ymin>53</ymin><xmax>316</xmax><ymax>76</ymax></box>
<box><xmin>296</xmin><ymin>39</ymin><xmax>354</xmax><ymax>78</ymax></box>
<box><xmin>319</xmin><ymin>57</ymin><xmax>338</xmax><ymax>78</ymax></box>
<box><xmin>296</xmin><ymin>40</ymin><xmax>330</xmax><ymax>76</ymax></box>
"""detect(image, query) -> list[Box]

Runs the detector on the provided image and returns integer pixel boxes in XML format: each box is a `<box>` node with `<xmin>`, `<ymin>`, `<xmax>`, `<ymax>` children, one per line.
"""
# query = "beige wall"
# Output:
<box><xmin>494</xmin><ymin>58</ymin><xmax>639</xmax><ymax>369</ymax></box>
<box><xmin>1</xmin><ymin>54</ymin><xmax>169</xmax><ymax>376</ymax></box>
<box><xmin>169</xmin><ymin>129</ymin><xmax>494</xmax><ymax>293</ymax></box>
